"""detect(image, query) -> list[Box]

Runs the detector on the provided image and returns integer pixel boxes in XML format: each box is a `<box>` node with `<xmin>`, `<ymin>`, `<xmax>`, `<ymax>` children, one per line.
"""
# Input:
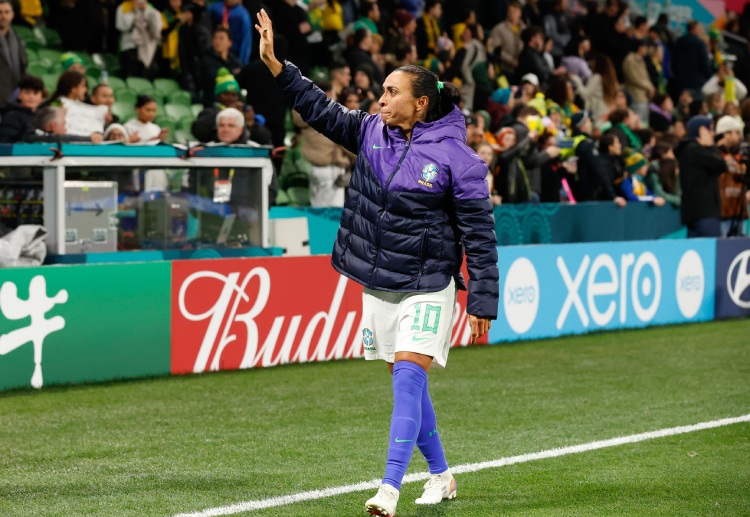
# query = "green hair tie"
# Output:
<box><xmin>437</xmin><ymin>81</ymin><xmax>444</xmax><ymax>94</ymax></box>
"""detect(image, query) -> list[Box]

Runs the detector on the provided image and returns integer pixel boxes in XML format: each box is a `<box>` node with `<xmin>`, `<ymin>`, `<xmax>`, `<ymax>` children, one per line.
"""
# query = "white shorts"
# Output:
<box><xmin>360</xmin><ymin>279</ymin><xmax>457</xmax><ymax>368</ymax></box>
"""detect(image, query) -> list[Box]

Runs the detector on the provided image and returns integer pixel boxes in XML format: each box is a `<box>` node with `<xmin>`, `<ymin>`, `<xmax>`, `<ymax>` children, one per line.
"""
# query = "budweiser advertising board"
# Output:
<box><xmin>171</xmin><ymin>256</ymin><xmax>482</xmax><ymax>374</ymax></box>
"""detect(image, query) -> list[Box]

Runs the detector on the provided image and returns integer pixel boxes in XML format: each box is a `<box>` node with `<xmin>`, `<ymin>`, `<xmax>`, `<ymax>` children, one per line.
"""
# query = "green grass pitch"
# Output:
<box><xmin>1</xmin><ymin>319</ymin><xmax>748</xmax><ymax>516</ymax></box>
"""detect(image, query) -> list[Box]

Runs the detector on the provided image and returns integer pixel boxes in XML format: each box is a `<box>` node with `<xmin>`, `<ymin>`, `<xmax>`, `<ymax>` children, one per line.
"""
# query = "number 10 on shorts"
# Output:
<box><xmin>411</xmin><ymin>303</ymin><xmax>442</xmax><ymax>335</ymax></box>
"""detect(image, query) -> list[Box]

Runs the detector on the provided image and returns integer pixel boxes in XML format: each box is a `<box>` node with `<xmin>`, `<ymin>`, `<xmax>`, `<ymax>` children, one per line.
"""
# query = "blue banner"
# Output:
<box><xmin>490</xmin><ymin>239</ymin><xmax>716</xmax><ymax>343</ymax></box>
<box><xmin>714</xmin><ymin>238</ymin><xmax>750</xmax><ymax>319</ymax></box>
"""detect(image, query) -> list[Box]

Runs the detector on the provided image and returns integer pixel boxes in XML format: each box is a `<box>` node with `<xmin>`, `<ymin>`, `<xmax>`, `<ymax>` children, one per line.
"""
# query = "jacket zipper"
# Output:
<box><xmin>370</xmin><ymin>140</ymin><xmax>411</xmax><ymax>286</ymax></box>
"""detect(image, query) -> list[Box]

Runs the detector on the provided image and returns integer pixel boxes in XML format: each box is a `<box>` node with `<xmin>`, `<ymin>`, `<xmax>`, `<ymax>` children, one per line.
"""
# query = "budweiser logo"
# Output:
<box><xmin>172</xmin><ymin>257</ymin><xmax>477</xmax><ymax>375</ymax></box>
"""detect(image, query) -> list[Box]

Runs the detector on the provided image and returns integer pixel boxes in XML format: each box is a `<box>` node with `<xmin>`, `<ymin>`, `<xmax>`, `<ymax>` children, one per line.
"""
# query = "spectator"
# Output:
<box><xmin>652</xmin><ymin>13</ymin><xmax>675</xmax><ymax>50</ymax></box>
<box><xmin>646</xmin><ymin>136</ymin><xmax>681</xmax><ymax>206</ymax></box>
<box><xmin>242</xmin><ymin>104</ymin><xmax>273</xmax><ymax>145</ymax></box>
<box><xmin>489</xmin><ymin>1</ymin><xmax>524</xmax><ymax>77</ymax></box>
<box><xmin>632</xmin><ymin>15</ymin><xmax>649</xmax><ymax>41</ymax></box>
<box><xmin>104</xmin><ymin>123</ymin><xmax>129</xmax><ymax>142</ymax></box>
<box><xmin>543</xmin><ymin>0</ymin><xmax>571</xmax><ymax>63</ymax></box>
<box><xmin>90</xmin><ymin>83</ymin><xmax>118</xmax><ymax>127</ymax></box>
<box><xmin>450</xmin><ymin>23</ymin><xmax>486</xmax><ymax>111</ymax></box>
<box><xmin>676</xmin><ymin>115</ymin><xmax>728</xmax><ymax>237</ymax></box>
<box><xmin>516</xmin><ymin>25</ymin><xmax>562</xmax><ymax>90</ymax></box>
<box><xmin>495</xmin><ymin>126</ymin><xmax>534</xmax><ymax>203</ymax></box>
<box><xmin>702</xmin><ymin>64</ymin><xmax>748</xmax><ymax>103</ymax></box>
<box><xmin>415</xmin><ymin>0</ymin><xmax>442</xmax><ymax>60</ymax></box>
<box><xmin>582</xmin><ymin>54</ymin><xmax>619</xmax><ymax>126</ymax></box>
<box><xmin>648</xmin><ymin>93</ymin><xmax>674</xmax><ymax>134</ymax></box>
<box><xmin>353</xmin><ymin>63</ymin><xmax>379</xmax><ymax>100</ymax></box>
<box><xmin>519</xmin><ymin>73</ymin><xmax>540</xmax><ymax>104</ymax></box>
<box><xmin>645</xmin><ymin>41</ymin><xmax>667</xmax><ymax>97</ymax></box>
<box><xmin>268</xmin><ymin>0</ymin><xmax>311</xmax><ymax>74</ymax></box>
<box><xmin>215</xmin><ymin>106</ymin><xmax>249</xmax><ymax>144</ymax></box>
<box><xmin>622</xmin><ymin>39</ymin><xmax>654</xmax><ymax>126</ymax></box>
<box><xmin>0</xmin><ymin>0</ymin><xmax>28</xmax><ymax>109</ymax></box>
<box><xmin>208</xmin><ymin>0</ymin><xmax>252</xmax><ymax>66</ymax></box>
<box><xmin>60</xmin><ymin>52</ymin><xmax>86</xmax><ymax>74</ymax></box>
<box><xmin>618</xmin><ymin>150</ymin><xmax>665</xmax><ymax>205</ymax></box>
<box><xmin>48</xmin><ymin>70</ymin><xmax>88</xmax><ymax>106</ymax></box>
<box><xmin>180</xmin><ymin>0</ymin><xmax>214</xmax><ymax>100</ymax></box>
<box><xmin>475</xmin><ymin>140</ymin><xmax>502</xmax><ymax>205</ymax></box>
<box><xmin>23</xmin><ymin>106</ymin><xmax>103</xmax><ymax>143</ymax></box>
<box><xmin>0</xmin><ymin>74</ymin><xmax>44</xmax><ymax>143</ymax></box>
<box><xmin>329</xmin><ymin>59</ymin><xmax>352</xmax><ymax>98</ymax></box>
<box><xmin>193</xmin><ymin>67</ymin><xmax>241</xmax><ymax>142</ymax></box>
<box><xmin>352</xmin><ymin>0</ymin><xmax>380</xmax><ymax>35</ymax></box>
<box><xmin>671</xmin><ymin>20</ymin><xmax>712</xmax><ymax>97</ymax></box>
<box><xmin>292</xmin><ymin>80</ymin><xmax>356</xmax><ymax>207</ymax></box>
<box><xmin>116</xmin><ymin>0</ymin><xmax>163</xmax><ymax>79</ymax></box>
<box><xmin>706</xmin><ymin>92</ymin><xmax>725</xmax><ymax>117</ymax></box>
<box><xmin>715</xmin><ymin>116</ymin><xmax>749</xmax><ymax>236</ymax></box>
<box><xmin>561</xmin><ymin>35</ymin><xmax>592</xmax><ymax>83</ymax></box>
<box><xmin>160</xmin><ymin>0</ymin><xmax>192</xmax><ymax>74</ymax></box>
<box><xmin>392</xmin><ymin>9</ymin><xmax>417</xmax><ymax>51</ymax></box>
<box><xmin>201</xmin><ymin>27</ymin><xmax>241</xmax><ymax>107</ymax></box>
<box><xmin>522</xmin><ymin>0</ymin><xmax>543</xmax><ymax>28</ymax></box>
<box><xmin>124</xmin><ymin>95</ymin><xmax>168</xmax><ymax>143</ymax></box>
<box><xmin>606</xmin><ymin>108</ymin><xmax>642</xmax><ymax>151</ymax></box>
<box><xmin>344</xmin><ymin>28</ymin><xmax>384</xmax><ymax>88</ymax></box>
<box><xmin>598</xmin><ymin>131</ymin><xmax>626</xmax><ymax>184</ymax></box>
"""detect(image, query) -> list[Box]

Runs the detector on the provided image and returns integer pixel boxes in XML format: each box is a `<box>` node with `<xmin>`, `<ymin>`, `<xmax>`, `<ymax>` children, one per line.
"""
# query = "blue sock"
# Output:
<box><xmin>382</xmin><ymin>361</ymin><xmax>427</xmax><ymax>491</ymax></box>
<box><xmin>417</xmin><ymin>384</ymin><xmax>449</xmax><ymax>474</ymax></box>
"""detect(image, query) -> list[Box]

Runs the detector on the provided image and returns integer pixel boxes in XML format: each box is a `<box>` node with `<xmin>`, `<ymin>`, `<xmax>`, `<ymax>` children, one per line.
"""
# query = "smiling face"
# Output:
<box><xmin>378</xmin><ymin>71</ymin><xmax>426</xmax><ymax>134</ymax></box>
<box><xmin>217</xmin><ymin>114</ymin><xmax>244</xmax><ymax>143</ymax></box>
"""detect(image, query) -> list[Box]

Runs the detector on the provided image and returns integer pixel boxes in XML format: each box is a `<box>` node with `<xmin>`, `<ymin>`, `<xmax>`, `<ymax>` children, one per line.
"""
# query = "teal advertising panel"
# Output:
<box><xmin>0</xmin><ymin>262</ymin><xmax>171</xmax><ymax>391</ymax></box>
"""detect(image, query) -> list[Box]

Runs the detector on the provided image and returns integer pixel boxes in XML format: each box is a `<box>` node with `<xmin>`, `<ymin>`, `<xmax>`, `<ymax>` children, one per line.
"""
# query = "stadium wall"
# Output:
<box><xmin>1</xmin><ymin>238</ymin><xmax>748</xmax><ymax>392</ymax></box>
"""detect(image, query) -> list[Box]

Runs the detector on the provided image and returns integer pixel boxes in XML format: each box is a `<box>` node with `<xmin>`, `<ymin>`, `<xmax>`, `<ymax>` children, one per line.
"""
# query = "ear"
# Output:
<box><xmin>416</xmin><ymin>95</ymin><xmax>429</xmax><ymax>113</ymax></box>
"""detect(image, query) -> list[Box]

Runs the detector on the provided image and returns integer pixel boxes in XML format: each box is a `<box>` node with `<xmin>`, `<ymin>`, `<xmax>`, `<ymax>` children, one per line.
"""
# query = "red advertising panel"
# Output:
<box><xmin>171</xmin><ymin>256</ymin><xmax>482</xmax><ymax>375</ymax></box>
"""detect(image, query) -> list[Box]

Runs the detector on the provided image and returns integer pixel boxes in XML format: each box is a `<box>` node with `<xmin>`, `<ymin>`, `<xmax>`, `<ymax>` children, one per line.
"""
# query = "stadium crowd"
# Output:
<box><xmin>1</xmin><ymin>0</ymin><xmax>749</xmax><ymax>236</ymax></box>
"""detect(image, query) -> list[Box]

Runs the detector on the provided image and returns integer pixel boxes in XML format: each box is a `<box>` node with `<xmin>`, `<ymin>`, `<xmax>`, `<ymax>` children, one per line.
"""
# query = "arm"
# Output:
<box><xmin>452</xmin><ymin>160</ymin><xmax>500</xmax><ymax>320</ymax></box>
<box><xmin>256</xmin><ymin>8</ymin><xmax>365</xmax><ymax>153</ymax></box>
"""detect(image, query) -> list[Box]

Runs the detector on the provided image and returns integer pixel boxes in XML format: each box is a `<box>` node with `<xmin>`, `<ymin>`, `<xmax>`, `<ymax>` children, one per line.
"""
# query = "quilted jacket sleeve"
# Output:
<box><xmin>452</xmin><ymin>158</ymin><xmax>500</xmax><ymax>320</ymax></box>
<box><xmin>275</xmin><ymin>61</ymin><xmax>367</xmax><ymax>155</ymax></box>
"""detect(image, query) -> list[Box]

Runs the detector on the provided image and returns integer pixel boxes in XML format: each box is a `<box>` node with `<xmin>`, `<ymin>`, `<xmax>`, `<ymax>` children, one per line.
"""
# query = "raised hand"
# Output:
<box><xmin>255</xmin><ymin>9</ymin><xmax>283</xmax><ymax>77</ymax></box>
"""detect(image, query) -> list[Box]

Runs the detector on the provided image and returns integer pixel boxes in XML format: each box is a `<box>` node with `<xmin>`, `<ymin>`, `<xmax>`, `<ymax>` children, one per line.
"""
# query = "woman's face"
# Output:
<box><xmin>378</xmin><ymin>71</ymin><xmax>423</xmax><ymax>131</ymax></box>
<box><xmin>673</xmin><ymin>121</ymin><xmax>687</xmax><ymax>139</ymax></box>
<box><xmin>661</xmin><ymin>96</ymin><xmax>674</xmax><ymax>113</ymax></box>
<box><xmin>609</xmin><ymin>137</ymin><xmax>622</xmax><ymax>156</ymax></box>
<box><xmin>106</xmin><ymin>129</ymin><xmax>126</xmax><ymax>141</ymax></box>
<box><xmin>137</xmin><ymin>101</ymin><xmax>157</xmax><ymax>123</ymax></box>
<box><xmin>615</xmin><ymin>90</ymin><xmax>628</xmax><ymax>109</ymax></box>
<box><xmin>345</xmin><ymin>93</ymin><xmax>360</xmax><ymax>111</ymax></box>
<box><xmin>70</xmin><ymin>80</ymin><xmax>87</xmax><ymax>101</ymax></box>
<box><xmin>477</xmin><ymin>144</ymin><xmax>494</xmax><ymax>165</ymax></box>
<box><xmin>354</xmin><ymin>71</ymin><xmax>371</xmax><ymax>90</ymax></box>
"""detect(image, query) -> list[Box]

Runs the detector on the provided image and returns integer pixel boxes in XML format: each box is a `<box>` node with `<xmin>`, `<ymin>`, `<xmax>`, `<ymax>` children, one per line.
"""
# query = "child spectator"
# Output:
<box><xmin>124</xmin><ymin>95</ymin><xmax>168</xmax><ymax>143</ymax></box>
<box><xmin>618</xmin><ymin>150</ymin><xmax>666</xmax><ymax>205</ymax></box>
<box><xmin>0</xmin><ymin>75</ymin><xmax>45</xmax><ymax>143</ymax></box>
<box><xmin>104</xmin><ymin>123</ymin><xmax>130</xmax><ymax>142</ymax></box>
<box><xmin>646</xmin><ymin>136</ymin><xmax>681</xmax><ymax>206</ymax></box>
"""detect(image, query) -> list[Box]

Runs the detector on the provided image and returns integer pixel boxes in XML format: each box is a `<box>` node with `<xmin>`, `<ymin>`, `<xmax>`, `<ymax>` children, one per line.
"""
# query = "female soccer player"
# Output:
<box><xmin>256</xmin><ymin>10</ymin><xmax>499</xmax><ymax>516</ymax></box>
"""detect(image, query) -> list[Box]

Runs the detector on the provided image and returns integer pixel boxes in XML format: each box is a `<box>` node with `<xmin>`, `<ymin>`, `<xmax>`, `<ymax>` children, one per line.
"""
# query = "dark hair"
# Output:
<box><xmin>91</xmin><ymin>83</ymin><xmax>112</xmax><ymax>96</ymax></box>
<box><xmin>50</xmin><ymin>70</ymin><xmax>86</xmax><ymax>103</ymax></box>
<box><xmin>590</xmin><ymin>54</ymin><xmax>618</xmax><ymax>103</ymax></box>
<box><xmin>18</xmin><ymin>74</ymin><xmax>45</xmax><ymax>93</ymax></box>
<box><xmin>521</xmin><ymin>26</ymin><xmax>544</xmax><ymax>45</ymax></box>
<box><xmin>634</xmin><ymin>16</ymin><xmax>648</xmax><ymax>28</ymax></box>
<box><xmin>213</xmin><ymin>27</ymin><xmax>232</xmax><ymax>40</ymax></box>
<box><xmin>339</xmin><ymin>86</ymin><xmax>362</xmax><ymax>104</ymax></box>
<box><xmin>465</xmin><ymin>23</ymin><xmax>480</xmax><ymax>40</ymax></box>
<box><xmin>425</xmin><ymin>0</ymin><xmax>442</xmax><ymax>10</ymax></box>
<box><xmin>394</xmin><ymin>65</ymin><xmax>461</xmax><ymax>122</ymax></box>
<box><xmin>135</xmin><ymin>94</ymin><xmax>156</xmax><ymax>108</ymax></box>
<box><xmin>686</xmin><ymin>20</ymin><xmax>699</xmax><ymax>34</ymax></box>
<box><xmin>329</xmin><ymin>59</ymin><xmax>349</xmax><ymax>72</ymax></box>
<box><xmin>657</xmin><ymin>157</ymin><xmax>678</xmax><ymax>194</ymax></box>
<box><xmin>600</xmin><ymin>132</ymin><xmax>620</xmax><ymax>153</ymax></box>
<box><xmin>394</xmin><ymin>43</ymin><xmax>414</xmax><ymax>62</ymax></box>
<box><xmin>652</xmin><ymin>136</ymin><xmax>676</xmax><ymax>160</ymax></box>
<box><xmin>352</xmin><ymin>28</ymin><xmax>371</xmax><ymax>48</ymax></box>
<box><xmin>359</xmin><ymin>0</ymin><xmax>376</xmax><ymax>18</ymax></box>
<box><xmin>516</xmin><ymin>106</ymin><xmax>542</xmax><ymax>118</ymax></box>
<box><xmin>609</xmin><ymin>108</ymin><xmax>629</xmax><ymax>125</ymax></box>
<box><xmin>657</xmin><ymin>13</ymin><xmax>669</xmax><ymax>25</ymax></box>
<box><xmin>315</xmin><ymin>80</ymin><xmax>332</xmax><ymax>94</ymax></box>
<box><xmin>545</xmin><ymin>75</ymin><xmax>571</xmax><ymax>106</ymax></box>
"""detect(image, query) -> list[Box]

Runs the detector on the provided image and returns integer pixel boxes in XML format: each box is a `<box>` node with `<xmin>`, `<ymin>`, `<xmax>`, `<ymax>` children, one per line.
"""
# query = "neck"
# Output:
<box><xmin>219</xmin><ymin>50</ymin><xmax>228</xmax><ymax>60</ymax></box>
<box><xmin>0</xmin><ymin>26</ymin><xmax>9</xmax><ymax>37</ymax></box>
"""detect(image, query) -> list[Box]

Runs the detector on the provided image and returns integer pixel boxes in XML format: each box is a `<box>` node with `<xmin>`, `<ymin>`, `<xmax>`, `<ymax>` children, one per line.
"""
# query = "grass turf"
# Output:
<box><xmin>0</xmin><ymin>319</ymin><xmax>748</xmax><ymax>516</ymax></box>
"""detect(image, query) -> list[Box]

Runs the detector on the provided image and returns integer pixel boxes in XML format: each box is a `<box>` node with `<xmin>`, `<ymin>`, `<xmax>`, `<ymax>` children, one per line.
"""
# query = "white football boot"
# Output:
<box><xmin>415</xmin><ymin>471</ymin><xmax>457</xmax><ymax>505</ymax></box>
<box><xmin>365</xmin><ymin>483</ymin><xmax>399</xmax><ymax>516</ymax></box>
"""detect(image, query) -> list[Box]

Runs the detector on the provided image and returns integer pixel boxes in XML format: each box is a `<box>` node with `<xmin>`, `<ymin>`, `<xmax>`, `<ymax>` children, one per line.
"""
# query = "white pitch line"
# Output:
<box><xmin>174</xmin><ymin>413</ymin><xmax>750</xmax><ymax>517</ymax></box>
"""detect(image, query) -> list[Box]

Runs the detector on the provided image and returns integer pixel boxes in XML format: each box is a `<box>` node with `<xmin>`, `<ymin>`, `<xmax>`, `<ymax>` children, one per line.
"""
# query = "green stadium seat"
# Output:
<box><xmin>274</xmin><ymin>189</ymin><xmax>290</xmax><ymax>206</ymax></box>
<box><xmin>105</xmin><ymin>76</ymin><xmax>126</xmax><ymax>91</ymax></box>
<box><xmin>101</xmin><ymin>53</ymin><xmax>121</xmax><ymax>73</ymax></box>
<box><xmin>126</xmin><ymin>77</ymin><xmax>153</xmax><ymax>94</ymax></box>
<box><xmin>174</xmin><ymin>130</ymin><xmax>195</xmax><ymax>145</ymax></box>
<box><xmin>191</xmin><ymin>103</ymin><xmax>203</xmax><ymax>117</ymax></box>
<box><xmin>309</xmin><ymin>66</ymin><xmax>329</xmax><ymax>83</ymax></box>
<box><xmin>24</xmin><ymin>39</ymin><xmax>41</xmax><ymax>52</ymax></box>
<box><xmin>111</xmin><ymin>101</ymin><xmax>135</xmax><ymax>122</ymax></box>
<box><xmin>167</xmin><ymin>89</ymin><xmax>192</xmax><ymax>106</ymax></box>
<box><xmin>154</xmin><ymin>78</ymin><xmax>180</xmax><ymax>96</ymax></box>
<box><xmin>36</xmin><ymin>27</ymin><xmax>62</xmax><ymax>49</ymax></box>
<box><xmin>37</xmin><ymin>49</ymin><xmax>62</xmax><ymax>65</ymax></box>
<box><xmin>77</xmin><ymin>52</ymin><xmax>95</xmax><ymax>66</ymax></box>
<box><xmin>27</xmin><ymin>62</ymin><xmax>48</xmax><ymax>77</ymax></box>
<box><xmin>286</xmin><ymin>186</ymin><xmax>310</xmax><ymax>206</ymax></box>
<box><xmin>165</xmin><ymin>103</ymin><xmax>192</xmax><ymax>121</ymax></box>
<box><xmin>178</xmin><ymin>115</ymin><xmax>194</xmax><ymax>132</ymax></box>
<box><xmin>13</xmin><ymin>25</ymin><xmax>35</xmax><ymax>42</ymax></box>
<box><xmin>114</xmin><ymin>89</ymin><xmax>137</xmax><ymax>106</ymax></box>
<box><xmin>154</xmin><ymin>116</ymin><xmax>177</xmax><ymax>135</ymax></box>
<box><xmin>41</xmin><ymin>73</ymin><xmax>58</xmax><ymax>94</ymax></box>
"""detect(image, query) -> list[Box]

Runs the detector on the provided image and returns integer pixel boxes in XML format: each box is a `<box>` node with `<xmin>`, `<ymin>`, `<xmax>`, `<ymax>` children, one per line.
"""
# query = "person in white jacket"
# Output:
<box><xmin>701</xmin><ymin>64</ymin><xmax>748</xmax><ymax>102</ymax></box>
<box><xmin>116</xmin><ymin>0</ymin><xmax>162</xmax><ymax>78</ymax></box>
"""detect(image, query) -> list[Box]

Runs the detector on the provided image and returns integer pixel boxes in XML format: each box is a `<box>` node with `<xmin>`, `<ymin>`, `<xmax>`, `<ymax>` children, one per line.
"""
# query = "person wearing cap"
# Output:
<box><xmin>60</xmin><ymin>52</ymin><xmax>86</xmax><ymax>74</ymax></box>
<box><xmin>622</xmin><ymin>39</ymin><xmax>654</xmax><ymax>126</ymax></box>
<box><xmin>191</xmin><ymin>67</ymin><xmax>241</xmax><ymax>142</ymax></box>
<box><xmin>675</xmin><ymin>115</ymin><xmax>728</xmax><ymax>237</ymax></box>
<box><xmin>715</xmin><ymin>115</ymin><xmax>749</xmax><ymax>236</ymax></box>
<box><xmin>616</xmin><ymin>149</ymin><xmax>665</xmax><ymax>205</ymax></box>
<box><xmin>520</xmin><ymin>73</ymin><xmax>540</xmax><ymax>104</ymax></box>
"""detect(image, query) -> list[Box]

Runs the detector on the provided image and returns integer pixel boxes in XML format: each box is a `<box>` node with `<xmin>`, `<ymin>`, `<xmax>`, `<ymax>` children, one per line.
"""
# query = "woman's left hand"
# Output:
<box><xmin>469</xmin><ymin>315</ymin><xmax>492</xmax><ymax>344</ymax></box>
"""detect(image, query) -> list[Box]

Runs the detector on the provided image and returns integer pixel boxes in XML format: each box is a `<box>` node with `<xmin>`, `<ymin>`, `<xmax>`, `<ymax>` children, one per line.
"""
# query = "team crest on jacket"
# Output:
<box><xmin>419</xmin><ymin>163</ymin><xmax>439</xmax><ymax>188</ymax></box>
